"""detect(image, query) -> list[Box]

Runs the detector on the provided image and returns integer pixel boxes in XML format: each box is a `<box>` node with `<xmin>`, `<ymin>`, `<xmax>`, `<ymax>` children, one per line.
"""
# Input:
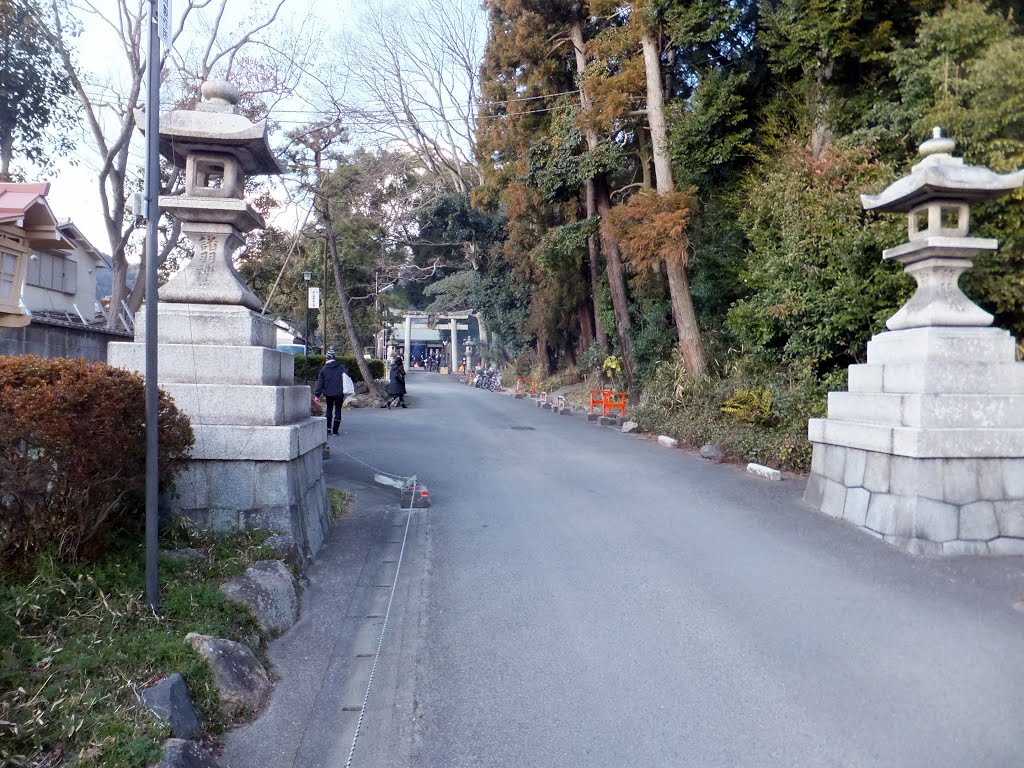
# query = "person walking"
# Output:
<box><xmin>385</xmin><ymin>354</ymin><xmax>407</xmax><ymax>408</ymax></box>
<box><xmin>314</xmin><ymin>350</ymin><xmax>350</xmax><ymax>435</ymax></box>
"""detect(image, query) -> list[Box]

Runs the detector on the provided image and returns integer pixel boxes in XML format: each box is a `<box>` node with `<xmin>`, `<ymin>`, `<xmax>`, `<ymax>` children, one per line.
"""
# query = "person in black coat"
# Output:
<box><xmin>384</xmin><ymin>355</ymin><xmax>407</xmax><ymax>408</ymax></box>
<box><xmin>314</xmin><ymin>351</ymin><xmax>350</xmax><ymax>434</ymax></box>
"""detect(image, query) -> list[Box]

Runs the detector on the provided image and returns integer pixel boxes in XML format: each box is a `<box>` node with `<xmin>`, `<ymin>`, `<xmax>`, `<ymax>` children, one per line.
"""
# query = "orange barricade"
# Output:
<box><xmin>516</xmin><ymin>378</ymin><xmax>538</xmax><ymax>394</ymax></box>
<box><xmin>605</xmin><ymin>391</ymin><xmax>627</xmax><ymax>417</ymax></box>
<box><xmin>590</xmin><ymin>389</ymin><xmax>627</xmax><ymax>417</ymax></box>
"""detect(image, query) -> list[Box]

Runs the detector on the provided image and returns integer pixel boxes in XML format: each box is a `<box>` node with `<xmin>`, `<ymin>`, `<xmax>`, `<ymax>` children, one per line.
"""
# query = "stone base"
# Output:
<box><xmin>805</xmin><ymin>443</ymin><xmax>1024</xmax><ymax>555</ymax></box>
<box><xmin>165</xmin><ymin>441</ymin><xmax>330</xmax><ymax>556</ymax></box>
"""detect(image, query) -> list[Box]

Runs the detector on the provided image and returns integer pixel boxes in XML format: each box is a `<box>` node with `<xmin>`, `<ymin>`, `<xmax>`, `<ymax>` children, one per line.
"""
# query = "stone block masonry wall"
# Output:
<box><xmin>805</xmin><ymin>445</ymin><xmax>1024</xmax><ymax>555</ymax></box>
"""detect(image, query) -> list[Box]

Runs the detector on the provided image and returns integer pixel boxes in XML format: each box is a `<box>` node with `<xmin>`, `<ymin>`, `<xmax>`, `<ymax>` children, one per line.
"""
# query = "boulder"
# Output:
<box><xmin>220</xmin><ymin>560</ymin><xmax>299</xmax><ymax>637</ymax></box>
<box><xmin>139</xmin><ymin>673</ymin><xmax>199</xmax><ymax>739</ymax></box>
<box><xmin>355</xmin><ymin>381</ymin><xmax>370</xmax><ymax>394</ymax></box>
<box><xmin>164</xmin><ymin>548</ymin><xmax>206</xmax><ymax>563</ymax></box>
<box><xmin>151</xmin><ymin>738</ymin><xmax>221</xmax><ymax>768</ymax></box>
<box><xmin>185</xmin><ymin>634</ymin><xmax>271</xmax><ymax>718</ymax></box>
<box><xmin>699</xmin><ymin>444</ymin><xmax>724</xmax><ymax>462</ymax></box>
<box><xmin>621</xmin><ymin>420</ymin><xmax>639</xmax><ymax>433</ymax></box>
<box><xmin>657</xmin><ymin>435</ymin><xmax>679</xmax><ymax>448</ymax></box>
<box><xmin>263</xmin><ymin>535</ymin><xmax>304</xmax><ymax>573</ymax></box>
<box><xmin>343</xmin><ymin>393</ymin><xmax>372</xmax><ymax>409</ymax></box>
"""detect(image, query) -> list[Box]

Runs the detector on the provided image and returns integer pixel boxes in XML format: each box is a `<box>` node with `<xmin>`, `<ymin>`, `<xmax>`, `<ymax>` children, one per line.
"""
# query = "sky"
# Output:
<box><xmin>42</xmin><ymin>0</ymin><xmax>341</xmax><ymax>257</ymax></box>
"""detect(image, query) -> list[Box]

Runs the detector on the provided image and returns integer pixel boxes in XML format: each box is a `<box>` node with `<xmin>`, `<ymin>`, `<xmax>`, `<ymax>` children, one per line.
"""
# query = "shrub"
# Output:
<box><xmin>0</xmin><ymin>356</ymin><xmax>194</xmax><ymax>569</ymax></box>
<box><xmin>293</xmin><ymin>353</ymin><xmax>385</xmax><ymax>384</ymax></box>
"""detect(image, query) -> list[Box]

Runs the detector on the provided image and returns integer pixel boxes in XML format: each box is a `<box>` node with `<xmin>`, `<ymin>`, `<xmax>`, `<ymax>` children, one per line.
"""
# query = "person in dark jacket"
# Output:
<box><xmin>314</xmin><ymin>351</ymin><xmax>350</xmax><ymax>434</ymax></box>
<box><xmin>384</xmin><ymin>355</ymin><xmax>407</xmax><ymax>408</ymax></box>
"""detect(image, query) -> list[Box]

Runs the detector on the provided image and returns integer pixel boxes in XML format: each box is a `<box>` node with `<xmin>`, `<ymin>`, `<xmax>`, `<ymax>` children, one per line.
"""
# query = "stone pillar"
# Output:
<box><xmin>404</xmin><ymin>315</ymin><xmax>412</xmax><ymax>363</ymax></box>
<box><xmin>450</xmin><ymin>317</ymin><xmax>458</xmax><ymax>371</ymax></box>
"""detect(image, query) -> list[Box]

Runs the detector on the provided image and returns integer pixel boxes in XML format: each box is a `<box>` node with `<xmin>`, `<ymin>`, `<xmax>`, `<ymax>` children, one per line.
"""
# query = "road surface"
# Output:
<box><xmin>224</xmin><ymin>371</ymin><xmax>1024</xmax><ymax>768</ymax></box>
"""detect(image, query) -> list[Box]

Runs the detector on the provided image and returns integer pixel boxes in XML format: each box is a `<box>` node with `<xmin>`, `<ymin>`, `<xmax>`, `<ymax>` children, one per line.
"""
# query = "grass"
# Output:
<box><xmin>328</xmin><ymin>488</ymin><xmax>355</xmax><ymax>521</ymax></box>
<box><xmin>0</xmin><ymin>525</ymin><xmax>278</xmax><ymax>767</ymax></box>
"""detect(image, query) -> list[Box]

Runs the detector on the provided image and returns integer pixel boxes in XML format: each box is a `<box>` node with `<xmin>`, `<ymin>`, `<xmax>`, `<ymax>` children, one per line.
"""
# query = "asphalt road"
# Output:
<box><xmin>224</xmin><ymin>371</ymin><xmax>1024</xmax><ymax>768</ymax></box>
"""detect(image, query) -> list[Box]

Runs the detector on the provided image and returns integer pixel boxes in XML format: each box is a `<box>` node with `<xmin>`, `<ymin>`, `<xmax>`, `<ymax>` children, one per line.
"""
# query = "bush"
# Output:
<box><xmin>634</xmin><ymin>352</ymin><xmax>827</xmax><ymax>472</ymax></box>
<box><xmin>293</xmin><ymin>353</ymin><xmax>386</xmax><ymax>384</ymax></box>
<box><xmin>0</xmin><ymin>356</ymin><xmax>194</xmax><ymax>569</ymax></box>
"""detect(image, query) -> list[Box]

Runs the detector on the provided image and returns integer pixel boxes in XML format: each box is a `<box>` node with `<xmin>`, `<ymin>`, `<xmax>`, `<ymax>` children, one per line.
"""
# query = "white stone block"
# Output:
<box><xmin>803</xmin><ymin>473</ymin><xmax>826</xmax><ymax>509</ymax></box>
<box><xmin>880</xmin><ymin>362</ymin><xmax>1024</xmax><ymax>395</ymax></box>
<box><xmin>1005</xmin><ymin>460</ymin><xmax>1024</xmax><ymax>497</ymax></box>
<box><xmin>813</xmin><ymin>420</ymin><xmax>894</xmax><ymax>454</ymax></box>
<box><xmin>891</xmin><ymin>426</ymin><xmax>1024</xmax><ymax>459</ymax></box>
<box><xmin>996</xmin><ymin>501</ymin><xmax>1024</xmax><ymax>538</ymax></box>
<box><xmin>108</xmin><ymin>342</ymin><xmax>295</xmax><ymax>385</ymax></box>
<box><xmin>977</xmin><ymin>459</ymin><xmax>1004</xmax><ymax>500</ymax></box>
<box><xmin>865</xmin><ymin>494</ymin><xmax>912</xmax><ymax>537</ymax></box>
<box><xmin>862</xmin><ymin>451</ymin><xmax>891</xmax><ymax>493</ymax></box>
<box><xmin>866</xmin><ymin>327</ymin><xmax>1016</xmax><ymax>365</ymax></box>
<box><xmin>820</xmin><ymin>478</ymin><xmax>847</xmax><ymax>518</ymax></box>
<box><xmin>890</xmin><ymin>456</ymin><xmax>943</xmax><ymax>497</ymax></box>
<box><xmin>844</xmin><ymin>487</ymin><xmax>870</xmax><ymax>526</ymax></box>
<box><xmin>913</xmin><ymin>498</ymin><xmax>959</xmax><ymax>542</ymax></box>
<box><xmin>847</xmin><ymin>364</ymin><xmax>883</xmax><ymax>393</ymax></box>
<box><xmin>189</xmin><ymin>418</ymin><xmax>326</xmax><ymax>462</ymax></box>
<box><xmin>959</xmin><ymin>501</ymin><xmax>998</xmax><ymax>541</ymax></box>
<box><xmin>904</xmin><ymin>538</ymin><xmax>944</xmax><ymax>557</ymax></box>
<box><xmin>942</xmin><ymin>459</ymin><xmax>981</xmax><ymax>505</ymax></box>
<box><xmin>810</xmin><ymin>444</ymin><xmax>827</xmax><ymax>477</ymax></box>
<box><xmin>844</xmin><ymin>448</ymin><xmax>867</xmax><ymax>487</ymax></box>
<box><xmin>657</xmin><ymin>435</ymin><xmax>678</xmax><ymax>448</ymax></box>
<box><xmin>136</xmin><ymin>303</ymin><xmax>276</xmax><ymax>348</ymax></box>
<box><xmin>160</xmin><ymin>383</ymin><xmax>311</xmax><ymax>426</ymax></box>
<box><xmin>943</xmin><ymin>540</ymin><xmax>990</xmax><ymax>556</ymax></box>
<box><xmin>827</xmin><ymin>392</ymin><xmax>904</xmax><ymax>425</ymax></box>
<box><xmin>901</xmin><ymin>394</ymin><xmax>1024</xmax><ymax>429</ymax></box>
<box><xmin>988</xmin><ymin>537</ymin><xmax>1024</xmax><ymax>555</ymax></box>
<box><xmin>747</xmin><ymin>463</ymin><xmax>781</xmax><ymax>481</ymax></box>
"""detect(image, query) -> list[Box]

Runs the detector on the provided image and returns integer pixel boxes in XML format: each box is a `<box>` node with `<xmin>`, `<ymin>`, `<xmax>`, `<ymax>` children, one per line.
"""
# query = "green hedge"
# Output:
<box><xmin>293</xmin><ymin>353</ymin><xmax>386</xmax><ymax>384</ymax></box>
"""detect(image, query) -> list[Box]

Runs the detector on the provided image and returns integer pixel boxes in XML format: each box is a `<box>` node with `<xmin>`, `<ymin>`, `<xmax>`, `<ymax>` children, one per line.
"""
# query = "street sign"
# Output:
<box><xmin>308</xmin><ymin>286</ymin><xmax>320</xmax><ymax>309</ymax></box>
<box><xmin>158</xmin><ymin>0</ymin><xmax>172</xmax><ymax>50</ymax></box>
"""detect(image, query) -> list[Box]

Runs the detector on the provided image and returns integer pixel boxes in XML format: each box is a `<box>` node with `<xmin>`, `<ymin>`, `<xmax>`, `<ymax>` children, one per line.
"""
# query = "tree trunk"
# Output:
<box><xmin>321</xmin><ymin>210</ymin><xmax>384</xmax><ymax>402</ymax></box>
<box><xmin>573</xmin><ymin>19</ymin><xmax>633</xmax><ymax>385</ymax></box>
<box><xmin>641</xmin><ymin>29</ymin><xmax>707</xmax><ymax>378</ymax></box>
<box><xmin>578</xmin><ymin>303</ymin><xmax>594</xmax><ymax>354</ymax></box>
<box><xmin>585</xmin><ymin>180</ymin><xmax>608</xmax><ymax>354</ymax></box>
<box><xmin>594</xmin><ymin>175</ymin><xmax>635</xmax><ymax>389</ymax></box>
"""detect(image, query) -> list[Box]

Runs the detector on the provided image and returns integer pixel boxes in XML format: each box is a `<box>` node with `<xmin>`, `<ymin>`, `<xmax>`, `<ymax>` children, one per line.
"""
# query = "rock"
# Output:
<box><xmin>699</xmin><ymin>444</ymin><xmax>724</xmax><ymax>462</ymax></box>
<box><xmin>747</xmin><ymin>462</ymin><xmax>782</xmax><ymax>481</ymax></box>
<box><xmin>185</xmin><ymin>634</ymin><xmax>271</xmax><ymax>718</ymax></box>
<box><xmin>139</xmin><ymin>673</ymin><xmax>199</xmax><ymax>739</ymax></box>
<box><xmin>220</xmin><ymin>560</ymin><xmax>299</xmax><ymax>637</ymax></box>
<box><xmin>657</xmin><ymin>435</ymin><xmax>678</xmax><ymax>448</ymax></box>
<box><xmin>621</xmin><ymin>420</ymin><xmax>639</xmax><ymax>433</ymax></box>
<box><xmin>165</xmin><ymin>548</ymin><xmax>206</xmax><ymax>563</ymax></box>
<box><xmin>355</xmin><ymin>381</ymin><xmax>370</xmax><ymax>394</ymax></box>
<box><xmin>343</xmin><ymin>394</ymin><xmax>371</xmax><ymax>409</ymax></box>
<box><xmin>586</xmin><ymin>413</ymin><xmax>600</xmax><ymax>422</ymax></box>
<box><xmin>151</xmin><ymin>738</ymin><xmax>222</xmax><ymax>768</ymax></box>
<box><xmin>263</xmin><ymin>535</ymin><xmax>304</xmax><ymax>573</ymax></box>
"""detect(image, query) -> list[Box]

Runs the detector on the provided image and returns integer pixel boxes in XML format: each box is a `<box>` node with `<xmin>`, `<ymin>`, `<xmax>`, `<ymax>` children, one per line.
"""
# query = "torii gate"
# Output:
<box><xmin>387</xmin><ymin>310</ymin><xmax>484</xmax><ymax>371</ymax></box>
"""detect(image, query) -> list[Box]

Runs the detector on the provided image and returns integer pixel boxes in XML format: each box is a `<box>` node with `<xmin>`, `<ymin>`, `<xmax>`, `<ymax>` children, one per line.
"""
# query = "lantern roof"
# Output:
<box><xmin>157</xmin><ymin>79</ymin><xmax>284</xmax><ymax>175</ymax></box>
<box><xmin>861</xmin><ymin>128</ymin><xmax>1023</xmax><ymax>213</ymax></box>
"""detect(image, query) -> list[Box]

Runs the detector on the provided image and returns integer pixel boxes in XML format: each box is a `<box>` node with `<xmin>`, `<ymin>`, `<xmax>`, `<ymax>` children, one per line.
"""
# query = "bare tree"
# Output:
<box><xmin>39</xmin><ymin>0</ymin><xmax>305</xmax><ymax>328</ymax></box>
<box><xmin>332</xmin><ymin>0</ymin><xmax>484</xmax><ymax>198</ymax></box>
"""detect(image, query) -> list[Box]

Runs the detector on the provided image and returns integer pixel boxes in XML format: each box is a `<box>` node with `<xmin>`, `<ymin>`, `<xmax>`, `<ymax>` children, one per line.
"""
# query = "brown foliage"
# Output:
<box><xmin>604</xmin><ymin>188</ymin><xmax>698</xmax><ymax>271</ymax></box>
<box><xmin>0</xmin><ymin>356</ymin><xmax>194</xmax><ymax>569</ymax></box>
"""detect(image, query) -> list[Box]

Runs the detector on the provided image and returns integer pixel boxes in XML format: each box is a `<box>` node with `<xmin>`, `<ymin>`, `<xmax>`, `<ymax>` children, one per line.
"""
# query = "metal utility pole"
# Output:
<box><xmin>303</xmin><ymin>271</ymin><xmax>312</xmax><ymax>382</ymax></box>
<box><xmin>143</xmin><ymin>0</ymin><xmax>163</xmax><ymax>611</ymax></box>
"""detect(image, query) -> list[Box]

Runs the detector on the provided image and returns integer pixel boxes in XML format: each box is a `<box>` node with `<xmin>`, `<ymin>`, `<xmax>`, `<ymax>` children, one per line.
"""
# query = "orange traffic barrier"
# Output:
<box><xmin>590</xmin><ymin>389</ymin><xmax>627</xmax><ymax>417</ymax></box>
<box><xmin>516</xmin><ymin>377</ymin><xmax>538</xmax><ymax>394</ymax></box>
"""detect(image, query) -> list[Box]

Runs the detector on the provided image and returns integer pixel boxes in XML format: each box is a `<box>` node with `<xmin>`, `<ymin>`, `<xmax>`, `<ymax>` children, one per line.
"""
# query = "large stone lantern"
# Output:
<box><xmin>108</xmin><ymin>80</ymin><xmax>331</xmax><ymax>557</ymax></box>
<box><xmin>804</xmin><ymin>129</ymin><xmax>1024</xmax><ymax>555</ymax></box>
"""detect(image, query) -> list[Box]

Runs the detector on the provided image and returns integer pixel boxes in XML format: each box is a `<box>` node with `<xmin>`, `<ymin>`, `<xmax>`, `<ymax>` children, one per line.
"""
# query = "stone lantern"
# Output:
<box><xmin>805</xmin><ymin>129</ymin><xmax>1024</xmax><ymax>555</ymax></box>
<box><xmin>108</xmin><ymin>80</ymin><xmax>331</xmax><ymax>557</ymax></box>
